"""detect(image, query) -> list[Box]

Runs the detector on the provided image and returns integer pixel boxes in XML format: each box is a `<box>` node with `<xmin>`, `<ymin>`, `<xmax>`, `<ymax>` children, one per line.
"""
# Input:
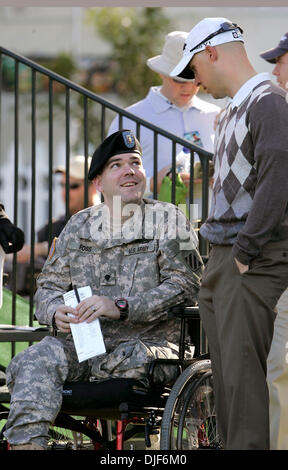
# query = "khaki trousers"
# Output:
<box><xmin>198</xmin><ymin>241</ymin><xmax>288</xmax><ymax>450</ymax></box>
<box><xmin>267</xmin><ymin>287</ymin><xmax>288</xmax><ymax>450</ymax></box>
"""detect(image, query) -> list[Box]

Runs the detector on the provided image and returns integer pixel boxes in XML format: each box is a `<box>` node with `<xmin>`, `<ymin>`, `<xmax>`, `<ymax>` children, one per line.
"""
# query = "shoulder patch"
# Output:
<box><xmin>48</xmin><ymin>237</ymin><xmax>57</xmax><ymax>260</ymax></box>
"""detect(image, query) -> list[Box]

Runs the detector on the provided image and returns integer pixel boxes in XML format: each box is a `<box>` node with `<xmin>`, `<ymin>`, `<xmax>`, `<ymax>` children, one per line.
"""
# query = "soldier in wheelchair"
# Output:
<box><xmin>2</xmin><ymin>130</ymin><xmax>218</xmax><ymax>451</ymax></box>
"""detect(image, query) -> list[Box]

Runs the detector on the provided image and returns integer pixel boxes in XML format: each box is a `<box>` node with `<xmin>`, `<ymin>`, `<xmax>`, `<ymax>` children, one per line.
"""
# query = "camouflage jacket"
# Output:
<box><xmin>35</xmin><ymin>199</ymin><xmax>203</xmax><ymax>351</ymax></box>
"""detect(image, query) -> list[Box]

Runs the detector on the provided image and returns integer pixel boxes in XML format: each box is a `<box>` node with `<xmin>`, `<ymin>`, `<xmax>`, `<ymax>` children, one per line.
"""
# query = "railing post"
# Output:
<box><xmin>48</xmin><ymin>78</ymin><xmax>54</xmax><ymax>249</ymax></box>
<box><xmin>100</xmin><ymin>102</ymin><xmax>105</xmax><ymax>141</ymax></box>
<box><xmin>29</xmin><ymin>68</ymin><xmax>36</xmax><ymax>326</ymax></box>
<box><xmin>11</xmin><ymin>59</ymin><xmax>19</xmax><ymax>357</ymax></box>
<box><xmin>171</xmin><ymin>141</ymin><xmax>176</xmax><ymax>205</ymax></box>
<box><xmin>152</xmin><ymin>132</ymin><xmax>158</xmax><ymax>200</ymax></box>
<box><xmin>65</xmin><ymin>86</ymin><xmax>70</xmax><ymax>221</ymax></box>
<box><xmin>188</xmin><ymin>150</ymin><xmax>195</xmax><ymax>220</ymax></box>
<box><xmin>84</xmin><ymin>96</ymin><xmax>89</xmax><ymax>208</ymax></box>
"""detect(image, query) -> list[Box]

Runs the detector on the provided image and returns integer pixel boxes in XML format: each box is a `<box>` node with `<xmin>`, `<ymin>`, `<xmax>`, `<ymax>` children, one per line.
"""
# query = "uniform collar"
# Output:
<box><xmin>77</xmin><ymin>201</ymin><xmax>148</xmax><ymax>248</ymax></box>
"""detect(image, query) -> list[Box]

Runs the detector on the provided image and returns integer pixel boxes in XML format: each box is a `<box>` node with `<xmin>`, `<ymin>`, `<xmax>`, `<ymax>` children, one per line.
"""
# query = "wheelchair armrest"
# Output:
<box><xmin>171</xmin><ymin>305</ymin><xmax>200</xmax><ymax>319</ymax></box>
<box><xmin>147</xmin><ymin>306</ymin><xmax>202</xmax><ymax>388</ymax></box>
<box><xmin>171</xmin><ymin>305</ymin><xmax>201</xmax><ymax>360</ymax></box>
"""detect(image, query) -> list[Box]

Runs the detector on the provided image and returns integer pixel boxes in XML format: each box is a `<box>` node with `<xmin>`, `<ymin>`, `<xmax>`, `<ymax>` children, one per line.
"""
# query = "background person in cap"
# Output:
<box><xmin>108</xmin><ymin>31</ymin><xmax>220</xmax><ymax>200</ymax></box>
<box><xmin>260</xmin><ymin>33</ymin><xmax>288</xmax><ymax>91</ymax></box>
<box><xmin>171</xmin><ymin>17</ymin><xmax>288</xmax><ymax>450</ymax></box>
<box><xmin>4</xmin><ymin>130</ymin><xmax>202</xmax><ymax>450</ymax></box>
<box><xmin>260</xmin><ymin>33</ymin><xmax>288</xmax><ymax>451</ymax></box>
<box><xmin>15</xmin><ymin>155</ymin><xmax>100</xmax><ymax>265</ymax></box>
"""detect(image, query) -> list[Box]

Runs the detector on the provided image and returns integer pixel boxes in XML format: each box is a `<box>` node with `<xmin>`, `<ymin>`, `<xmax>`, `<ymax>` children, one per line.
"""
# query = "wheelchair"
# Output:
<box><xmin>0</xmin><ymin>304</ymin><xmax>221</xmax><ymax>451</ymax></box>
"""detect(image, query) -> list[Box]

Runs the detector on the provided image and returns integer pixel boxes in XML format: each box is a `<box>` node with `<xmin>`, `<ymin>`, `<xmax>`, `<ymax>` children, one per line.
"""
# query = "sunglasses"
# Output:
<box><xmin>60</xmin><ymin>182</ymin><xmax>83</xmax><ymax>190</ymax></box>
<box><xmin>187</xmin><ymin>21</ymin><xmax>243</xmax><ymax>54</ymax></box>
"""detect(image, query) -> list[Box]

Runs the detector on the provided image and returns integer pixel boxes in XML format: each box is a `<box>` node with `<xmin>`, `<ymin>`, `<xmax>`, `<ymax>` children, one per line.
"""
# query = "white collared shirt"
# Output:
<box><xmin>231</xmin><ymin>72</ymin><xmax>271</xmax><ymax>108</ymax></box>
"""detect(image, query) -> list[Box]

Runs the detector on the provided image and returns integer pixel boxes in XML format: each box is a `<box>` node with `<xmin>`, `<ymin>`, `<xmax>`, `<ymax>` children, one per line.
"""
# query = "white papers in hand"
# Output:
<box><xmin>63</xmin><ymin>286</ymin><xmax>106</xmax><ymax>362</ymax></box>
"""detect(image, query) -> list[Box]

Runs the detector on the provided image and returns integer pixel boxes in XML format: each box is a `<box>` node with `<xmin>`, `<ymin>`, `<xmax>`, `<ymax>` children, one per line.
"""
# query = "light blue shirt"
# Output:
<box><xmin>108</xmin><ymin>86</ymin><xmax>220</xmax><ymax>192</ymax></box>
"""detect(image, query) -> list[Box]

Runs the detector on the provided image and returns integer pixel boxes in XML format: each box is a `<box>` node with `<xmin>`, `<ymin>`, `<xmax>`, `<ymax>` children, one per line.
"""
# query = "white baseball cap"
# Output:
<box><xmin>54</xmin><ymin>155</ymin><xmax>92</xmax><ymax>180</ymax></box>
<box><xmin>170</xmin><ymin>17</ymin><xmax>244</xmax><ymax>80</ymax></box>
<box><xmin>147</xmin><ymin>30</ymin><xmax>194</xmax><ymax>82</ymax></box>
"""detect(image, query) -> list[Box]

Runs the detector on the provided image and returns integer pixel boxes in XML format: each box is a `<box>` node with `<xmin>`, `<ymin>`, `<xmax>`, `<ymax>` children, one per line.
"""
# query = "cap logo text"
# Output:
<box><xmin>232</xmin><ymin>30</ymin><xmax>241</xmax><ymax>38</ymax></box>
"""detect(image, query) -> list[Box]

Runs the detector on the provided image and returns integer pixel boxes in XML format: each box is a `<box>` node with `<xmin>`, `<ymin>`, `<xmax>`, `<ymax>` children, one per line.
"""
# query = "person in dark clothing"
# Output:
<box><xmin>260</xmin><ymin>31</ymin><xmax>288</xmax><ymax>451</ymax></box>
<box><xmin>0</xmin><ymin>203</ymin><xmax>24</xmax><ymax>254</ymax></box>
<box><xmin>0</xmin><ymin>203</ymin><xmax>25</xmax><ymax>306</ymax></box>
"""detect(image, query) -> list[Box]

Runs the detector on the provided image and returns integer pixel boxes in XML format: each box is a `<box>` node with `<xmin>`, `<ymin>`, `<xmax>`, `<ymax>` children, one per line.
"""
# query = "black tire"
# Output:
<box><xmin>0</xmin><ymin>412</ymin><xmax>103</xmax><ymax>451</ymax></box>
<box><xmin>160</xmin><ymin>359</ymin><xmax>222</xmax><ymax>450</ymax></box>
<box><xmin>48</xmin><ymin>415</ymin><xmax>105</xmax><ymax>450</ymax></box>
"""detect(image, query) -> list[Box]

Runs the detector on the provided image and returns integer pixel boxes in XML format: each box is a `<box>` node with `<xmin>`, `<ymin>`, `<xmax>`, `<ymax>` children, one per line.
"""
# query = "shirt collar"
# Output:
<box><xmin>147</xmin><ymin>86</ymin><xmax>201</xmax><ymax>113</ymax></box>
<box><xmin>231</xmin><ymin>72</ymin><xmax>271</xmax><ymax>108</ymax></box>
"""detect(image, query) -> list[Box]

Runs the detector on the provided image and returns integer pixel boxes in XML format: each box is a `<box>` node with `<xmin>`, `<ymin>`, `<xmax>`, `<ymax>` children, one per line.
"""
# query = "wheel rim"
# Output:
<box><xmin>169</xmin><ymin>372</ymin><xmax>222</xmax><ymax>449</ymax></box>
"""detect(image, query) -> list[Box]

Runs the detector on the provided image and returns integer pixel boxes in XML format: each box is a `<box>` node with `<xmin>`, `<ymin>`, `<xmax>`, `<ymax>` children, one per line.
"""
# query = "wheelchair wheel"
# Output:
<box><xmin>160</xmin><ymin>359</ymin><xmax>222</xmax><ymax>450</ymax></box>
<box><xmin>0</xmin><ymin>413</ymin><xmax>103</xmax><ymax>450</ymax></box>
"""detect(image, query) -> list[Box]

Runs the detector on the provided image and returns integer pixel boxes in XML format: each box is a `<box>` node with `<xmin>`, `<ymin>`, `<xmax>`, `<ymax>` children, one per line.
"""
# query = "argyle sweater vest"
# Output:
<box><xmin>200</xmin><ymin>80</ymin><xmax>288</xmax><ymax>263</ymax></box>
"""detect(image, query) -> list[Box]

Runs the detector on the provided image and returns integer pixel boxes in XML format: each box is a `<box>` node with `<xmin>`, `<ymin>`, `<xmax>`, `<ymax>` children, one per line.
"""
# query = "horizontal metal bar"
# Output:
<box><xmin>0</xmin><ymin>46</ymin><xmax>212</xmax><ymax>159</ymax></box>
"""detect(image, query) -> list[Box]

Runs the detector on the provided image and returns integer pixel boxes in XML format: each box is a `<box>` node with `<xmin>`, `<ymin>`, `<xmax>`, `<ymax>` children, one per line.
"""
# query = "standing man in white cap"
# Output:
<box><xmin>108</xmin><ymin>31</ymin><xmax>220</xmax><ymax>197</ymax></box>
<box><xmin>260</xmin><ymin>32</ymin><xmax>288</xmax><ymax>451</ymax></box>
<box><xmin>171</xmin><ymin>17</ymin><xmax>288</xmax><ymax>450</ymax></box>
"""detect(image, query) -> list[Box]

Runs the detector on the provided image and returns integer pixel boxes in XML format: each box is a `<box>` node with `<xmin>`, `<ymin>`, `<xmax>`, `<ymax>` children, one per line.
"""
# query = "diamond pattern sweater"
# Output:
<box><xmin>200</xmin><ymin>80</ymin><xmax>288</xmax><ymax>264</ymax></box>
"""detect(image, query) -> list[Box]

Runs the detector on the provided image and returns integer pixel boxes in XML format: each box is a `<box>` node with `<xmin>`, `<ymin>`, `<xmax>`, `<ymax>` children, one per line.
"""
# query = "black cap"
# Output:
<box><xmin>260</xmin><ymin>33</ymin><xmax>288</xmax><ymax>64</ymax></box>
<box><xmin>88</xmin><ymin>130</ymin><xmax>142</xmax><ymax>180</ymax></box>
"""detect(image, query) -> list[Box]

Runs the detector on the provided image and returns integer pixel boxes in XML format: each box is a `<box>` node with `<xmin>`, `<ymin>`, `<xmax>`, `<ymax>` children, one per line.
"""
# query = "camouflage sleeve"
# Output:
<box><xmin>34</xmin><ymin>226</ymin><xmax>72</xmax><ymax>325</ymax></box>
<box><xmin>127</xmin><ymin>207</ymin><xmax>203</xmax><ymax>324</ymax></box>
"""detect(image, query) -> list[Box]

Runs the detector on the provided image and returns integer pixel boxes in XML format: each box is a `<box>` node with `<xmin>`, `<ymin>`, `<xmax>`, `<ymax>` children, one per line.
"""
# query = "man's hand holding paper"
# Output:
<box><xmin>54</xmin><ymin>304</ymin><xmax>79</xmax><ymax>333</ymax></box>
<box><xmin>75</xmin><ymin>295</ymin><xmax>120</xmax><ymax>322</ymax></box>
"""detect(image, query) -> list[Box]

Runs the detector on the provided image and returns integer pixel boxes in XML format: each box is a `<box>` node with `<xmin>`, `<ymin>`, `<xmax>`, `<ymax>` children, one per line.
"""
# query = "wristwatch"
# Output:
<box><xmin>114</xmin><ymin>298</ymin><xmax>129</xmax><ymax>321</ymax></box>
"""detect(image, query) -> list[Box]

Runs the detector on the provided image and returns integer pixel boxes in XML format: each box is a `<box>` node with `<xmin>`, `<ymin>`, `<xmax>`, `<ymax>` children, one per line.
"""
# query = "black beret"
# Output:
<box><xmin>88</xmin><ymin>130</ymin><xmax>142</xmax><ymax>180</ymax></box>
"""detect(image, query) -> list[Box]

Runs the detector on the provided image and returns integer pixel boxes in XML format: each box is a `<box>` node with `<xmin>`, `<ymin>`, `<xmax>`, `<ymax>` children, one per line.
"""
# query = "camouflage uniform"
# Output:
<box><xmin>4</xmin><ymin>199</ymin><xmax>202</xmax><ymax>448</ymax></box>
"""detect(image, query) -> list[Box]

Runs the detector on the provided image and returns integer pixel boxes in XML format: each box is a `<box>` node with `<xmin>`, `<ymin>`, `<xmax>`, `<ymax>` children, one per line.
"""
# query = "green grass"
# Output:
<box><xmin>0</xmin><ymin>288</ymin><xmax>41</xmax><ymax>368</ymax></box>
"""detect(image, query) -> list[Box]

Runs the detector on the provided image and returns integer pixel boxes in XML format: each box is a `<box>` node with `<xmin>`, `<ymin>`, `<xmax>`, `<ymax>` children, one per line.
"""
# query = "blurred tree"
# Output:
<box><xmin>40</xmin><ymin>51</ymin><xmax>78</xmax><ymax>79</ymax></box>
<box><xmin>87</xmin><ymin>7</ymin><xmax>172</xmax><ymax>103</ymax></box>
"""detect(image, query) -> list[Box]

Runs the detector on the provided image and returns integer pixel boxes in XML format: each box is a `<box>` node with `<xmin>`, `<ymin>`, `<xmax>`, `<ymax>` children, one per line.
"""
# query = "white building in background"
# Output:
<box><xmin>0</xmin><ymin>6</ymin><xmax>287</xmax><ymax>237</ymax></box>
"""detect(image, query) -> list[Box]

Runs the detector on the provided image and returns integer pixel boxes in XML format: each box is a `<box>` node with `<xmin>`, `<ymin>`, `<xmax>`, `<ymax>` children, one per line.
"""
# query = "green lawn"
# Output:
<box><xmin>0</xmin><ymin>288</ymin><xmax>40</xmax><ymax>368</ymax></box>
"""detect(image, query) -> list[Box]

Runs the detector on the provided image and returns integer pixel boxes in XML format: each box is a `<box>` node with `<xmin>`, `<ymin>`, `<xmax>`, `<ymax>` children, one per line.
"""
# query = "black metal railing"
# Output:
<box><xmin>0</xmin><ymin>46</ymin><xmax>213</xmax><ymax>343</ymax></box>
